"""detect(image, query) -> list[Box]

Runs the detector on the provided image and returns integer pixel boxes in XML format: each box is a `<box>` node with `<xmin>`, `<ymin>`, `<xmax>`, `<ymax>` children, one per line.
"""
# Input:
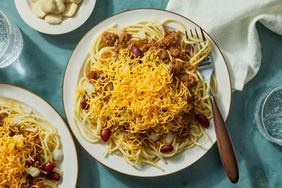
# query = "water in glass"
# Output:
<box><xmin>0</xmin><ymin>11</ymin><xmax>23</xmax><ymax>68</ymax></box>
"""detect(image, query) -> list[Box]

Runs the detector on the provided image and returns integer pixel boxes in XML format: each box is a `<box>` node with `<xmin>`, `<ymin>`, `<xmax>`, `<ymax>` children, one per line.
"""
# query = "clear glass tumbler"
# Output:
<box><xmin>255</xmin><ymin>84</ymin><xmax>282</xmax><ymax>146</ymax></box>
<box><xmin>0</xmin><ymin>10</ymin><xmax>23</xmax><ymax>68</ymax></box>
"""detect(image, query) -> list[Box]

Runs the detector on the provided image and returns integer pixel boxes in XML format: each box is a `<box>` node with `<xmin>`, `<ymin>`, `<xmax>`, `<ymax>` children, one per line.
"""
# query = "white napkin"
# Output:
<box><xmin>167</xmin><ymin>0</ymin><xmax>282</xmax><ymax>90</ymax></box>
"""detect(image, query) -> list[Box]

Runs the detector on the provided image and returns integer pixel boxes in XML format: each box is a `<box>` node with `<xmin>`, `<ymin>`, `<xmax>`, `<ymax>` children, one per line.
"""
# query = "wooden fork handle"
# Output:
<box><xmin>210</xmin><ymin>96</ymin><xmax>239</xmax><ymax>183</ymax></box>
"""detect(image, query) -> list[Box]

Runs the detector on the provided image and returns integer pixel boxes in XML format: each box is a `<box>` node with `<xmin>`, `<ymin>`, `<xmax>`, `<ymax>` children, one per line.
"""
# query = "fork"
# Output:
<box><xmin>187</xmin><ymin>28</ymin><xmax>239</xmax><ymax>183</ymax></box>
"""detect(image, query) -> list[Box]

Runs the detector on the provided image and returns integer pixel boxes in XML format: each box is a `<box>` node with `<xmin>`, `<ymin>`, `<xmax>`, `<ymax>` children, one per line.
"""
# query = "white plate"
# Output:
<box><xmin>63</xmin><ymin>9</ymin><xmax>232</xmax><ymax>177</ymax></box>
<box><xmin>14</xmin><ymin>0</ymin><xmax>96</xmax><ymax>35</ymax></box>
<box><xmin>0</xmin><ymin>84</ymin><xmax>78</xmax><ymax>187</ymax></box>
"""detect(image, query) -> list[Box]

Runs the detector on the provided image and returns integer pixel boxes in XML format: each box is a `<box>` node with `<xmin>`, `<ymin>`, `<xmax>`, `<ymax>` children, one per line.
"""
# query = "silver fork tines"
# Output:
<box><xmin>185</xmin><ymin>27</ymin><xmax>206</xmax><ymax>41</ymax></box>
<box><xmin>187</xmin><ymin>27</ymin><xmax>213</xmax><ymax>84</ymax></box>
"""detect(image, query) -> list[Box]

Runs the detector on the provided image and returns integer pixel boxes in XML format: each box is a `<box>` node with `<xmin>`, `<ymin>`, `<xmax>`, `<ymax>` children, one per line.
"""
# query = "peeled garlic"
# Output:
<box><xmin>31</xmin><ymin>1</ymin><xmax>46</xmax><ymax>18</ymax></box>
<box><xmin>45</xmin><ymin>14</ymin><xmax>63</xmax><ymax>24</ymax></box>
<box><xmin>71</xmin><ymin>0</ymin><xmax>82</xmax><ymax>4</ymax></box>
<box><xmin>54</xmin><ymin>0</ymin><xmax>65</xmax><ymax>13</ymax></box>
<box><xmin>29</xmin><ymin>0</ymin><xmax>83</xmax><ymax>24</ymax></box>
<box><xmin>40</xmin><ymin>0</ymin><xmax>56</xmax><ymax>13</ymax></box>
<box><xmin>63</xmin><ymin>3</ymin><xmax>78</xmax><ymax>17</ymax></box>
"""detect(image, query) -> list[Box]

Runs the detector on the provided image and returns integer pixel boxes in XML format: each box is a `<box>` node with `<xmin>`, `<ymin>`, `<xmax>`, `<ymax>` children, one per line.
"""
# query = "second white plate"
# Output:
<box><xmin>0</xmin><ymin>84</ymin><xmax>78</xmax><ymax>187</ymax></box>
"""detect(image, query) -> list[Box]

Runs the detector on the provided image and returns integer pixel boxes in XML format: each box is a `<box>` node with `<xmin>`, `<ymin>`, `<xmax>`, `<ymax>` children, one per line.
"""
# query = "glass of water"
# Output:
<box><xmin>256</xmin><ymin>84</ymin><xmax>282</xmax><ymax>146</ymax></box>
<box><xmin>0</xmin><ymin>10</ymin><xmax>23</xmax><ymax>68</ymax></box>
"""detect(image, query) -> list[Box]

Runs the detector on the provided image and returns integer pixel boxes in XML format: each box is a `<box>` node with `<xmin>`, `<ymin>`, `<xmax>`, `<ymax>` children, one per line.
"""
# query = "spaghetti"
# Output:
<box><xmin>74</xmin><ymin>20</ymin><xmax>212</xmax><ymax>168</ymax></box>
<box><xmin>0</xmin><ymin>99</ymin><xmax>63</xmax><ymax>188</ymax></box>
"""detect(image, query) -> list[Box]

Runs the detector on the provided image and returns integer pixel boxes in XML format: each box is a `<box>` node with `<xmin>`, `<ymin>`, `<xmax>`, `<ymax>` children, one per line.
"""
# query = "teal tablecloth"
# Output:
<box><xmin>1</xmin><ymin>1</ymin><xmax>282</xmax><ymax>187</ymax></box>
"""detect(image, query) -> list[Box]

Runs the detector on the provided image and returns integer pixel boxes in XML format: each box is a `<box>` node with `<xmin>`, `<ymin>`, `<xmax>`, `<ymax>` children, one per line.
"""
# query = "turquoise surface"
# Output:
<box><xmin>1</xmin><ymin>0</ymin><xmax>282</xmax><ymax>187</ymax></box>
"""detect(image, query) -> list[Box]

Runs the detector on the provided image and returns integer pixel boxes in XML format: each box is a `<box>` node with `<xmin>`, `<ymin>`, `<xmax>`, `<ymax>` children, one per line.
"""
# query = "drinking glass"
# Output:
<box><xmin>255</xmin><ymin>84</ymin><xmax>282</xmax><ymax>146</ymax></box>
<box><xmin>0</xmin><ymin>10</ymin><xmax>23</xmax><ymax>68</ymax></box>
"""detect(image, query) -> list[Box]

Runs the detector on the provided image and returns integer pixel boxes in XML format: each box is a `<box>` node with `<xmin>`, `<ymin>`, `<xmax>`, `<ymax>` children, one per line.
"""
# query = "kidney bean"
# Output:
<box><xmin>195</xmin><ymin>114</ymin><xmax>210</xmax><ymax>128</ymax></box>
<box><xmin>26</xmin><ymin>154</ymin><xmax>39</xmax><ymax>166</ymax></box>
<box><xmin>41</xmin><ymin>162</ymin><xmax>56</xmax><ymax>172</ymax></box>
<box><xmin>160</xmin><ymin>144</ymin><xmax>173</xmax><ymax>153</ymax></box>
<box><xmin>81</xmin><ymin>95</ymin><xmax>89</xmax><ymax>110</ymax></box>
<box><xmin>26</xmin><ymin>160</ymin><xmax>32</xmax><ymax>167</ymax></box>
<box><xmin>100</xmin><ymin>128</ymin><xmax>111</xmax><ymax>142</ymax></box>
<box><xmin>130</xmin><ymin>45</ymin><xmax>143</xmax><ymax>58</ymax></box>
<box><xmin>46</xmin><ymin>172</ymin><xmax>61</xmax><ymax>181</ymax></box>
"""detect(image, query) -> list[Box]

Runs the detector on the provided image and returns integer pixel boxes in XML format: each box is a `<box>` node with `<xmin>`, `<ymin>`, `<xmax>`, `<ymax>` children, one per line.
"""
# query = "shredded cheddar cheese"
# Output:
<box><xmin>0</xmin><ymin>101</ymin><xmax>62</xmax><ymax>187</ymax></box>
<box><xmin>81</xmin><ymin>49</ymin><xmax>193</xmax><ymax>135</ymax></box>
<box><xmin>0</xmin><ymin>114</ymin><xmax>35</xmax><ymax>187</ymax></box>
<box><xmin>74</xmin><ymin>20</ymin><xmax>212</xmax><ymax>168</ymax></box>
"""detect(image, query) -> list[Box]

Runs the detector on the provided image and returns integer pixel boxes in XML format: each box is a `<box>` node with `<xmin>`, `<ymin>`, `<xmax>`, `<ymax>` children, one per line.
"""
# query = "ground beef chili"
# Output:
<box><xmin>102</xmin><ymin>32</ymin><xmax>118</xmax><ymax>46</ymax></box>
<box><xmin>158</xmin><ymin>48</ymin><xmax>169</xmax><ymax>62</ymax></box>
<box><xmin>101</xmin><ymin>30</ymin><xmax>197</xmax><ymax>89</ymax></box>
<box><xmin>87</xmin><ymin>70</ymin><xmax>103</xmax><ymax>80</ymax></box>
<box><xmin>169</xmin><ymin>47</ymin><xmax>181</xmax><ymax>57</ymax></box>
<box><xmin>0</xmin><ymin>113</ymin><xmax>8</xmax><ymax>126</ymax></box>
<box><xmin>180</xmin><ymin>74</ymin><xmax>198</xmax><ymax>88</ymax></box>
<box><xmin>129</xmin><ymin>39</ymin><xmax>148</xmax><ymax>49</ymax></box>
<box><xmin>158</xmin><ymin>31</ymin><xmax>180</xmax><ymax>48</ymax></box>
<box><xmin>170</xmin><ymin>61</ymin><xmax>184</xmax><ymax>77</ymax></box>
<box><xmin>114</xmin><ymin>31</ymin><xmax>131</xmax><ymax>53</ymax></box>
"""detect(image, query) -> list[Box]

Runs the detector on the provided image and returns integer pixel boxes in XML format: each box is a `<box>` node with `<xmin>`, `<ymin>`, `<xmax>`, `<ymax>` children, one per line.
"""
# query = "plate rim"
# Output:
<box><xmin>0</xmin><ymin>83</ymin><xmax>78</xmax><ymax>187</ymax></box>
<box><xmin>14</xmin><ymin>0</ymin><xmax>96</xmax><ymax>35</ymax></box>
<box><xmin>62</xmin><ymin>8</ymin><xmax>232</xmax><ymax>177</ymax></box>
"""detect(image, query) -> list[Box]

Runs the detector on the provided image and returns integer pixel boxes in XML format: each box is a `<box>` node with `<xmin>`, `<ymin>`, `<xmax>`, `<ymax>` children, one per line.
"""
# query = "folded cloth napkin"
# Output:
<box><xmin>167</xmin><ymin>0</ymin><xmax>282</xmax><ymax>90</ymax></box>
